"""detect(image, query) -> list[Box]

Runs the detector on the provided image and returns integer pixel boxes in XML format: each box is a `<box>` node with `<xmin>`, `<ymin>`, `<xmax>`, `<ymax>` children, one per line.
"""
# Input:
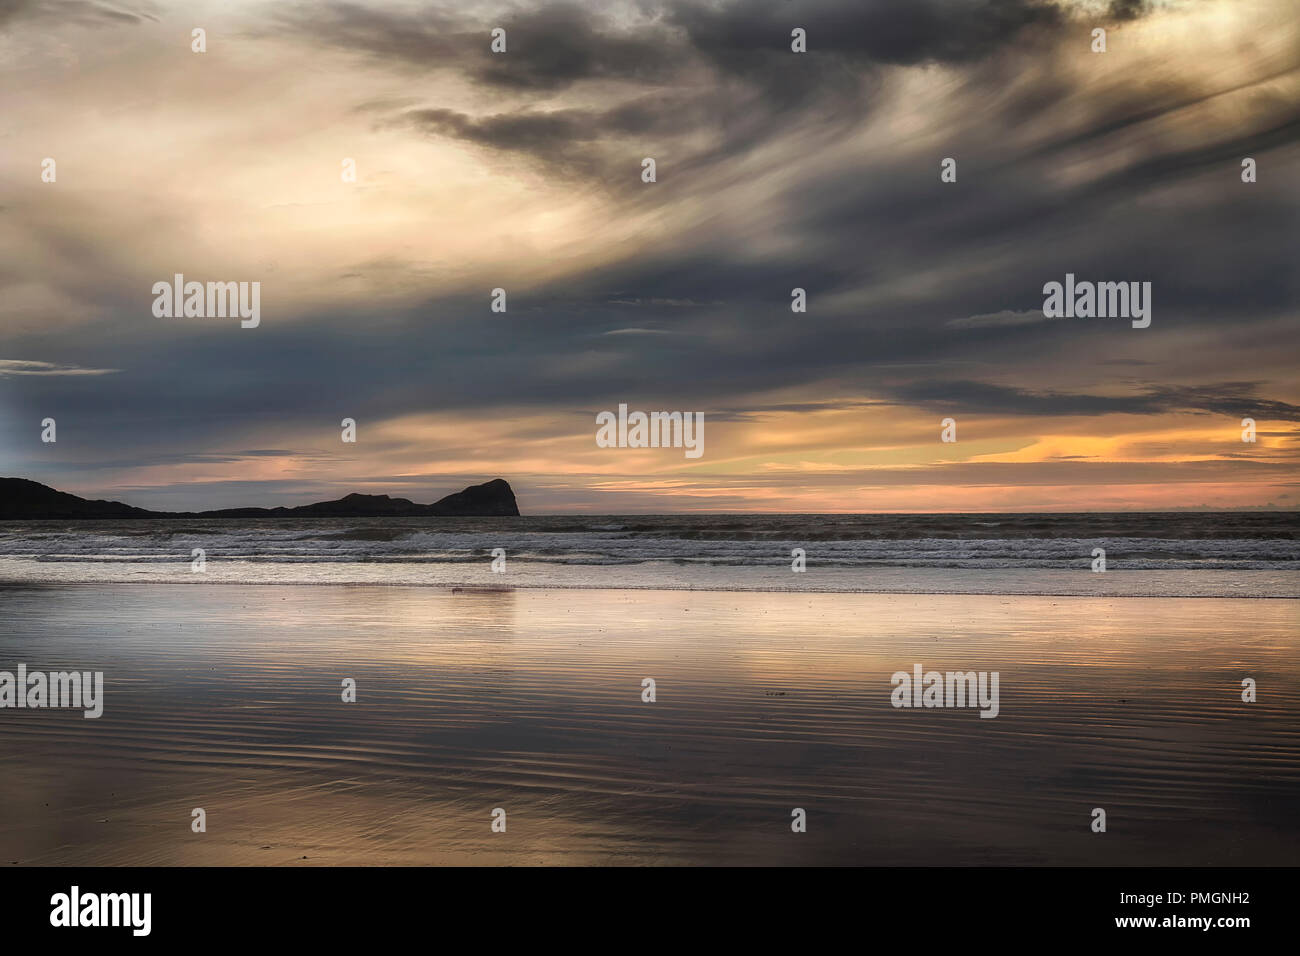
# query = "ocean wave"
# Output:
<box><xmin>0</xmin><ymin>514</ymin><xmax>1296</xmax><ymax>579</ymax></box>
<box><xmin>0</xmin><ymin>557</ymin><xmax>1295</xmax><ymax>598</ymax></box>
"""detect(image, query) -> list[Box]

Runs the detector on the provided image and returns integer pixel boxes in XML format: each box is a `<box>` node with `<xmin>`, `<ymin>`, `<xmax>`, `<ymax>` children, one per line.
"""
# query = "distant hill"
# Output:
<box><xmin>0</xmin><ymin>478</ymin><xmax>155</xmax><ymax>520</ymax></box>
<box><xmin>0</xmin><ymin>477</ymin><xmax>519</xmax><ymax>519</ymax></box>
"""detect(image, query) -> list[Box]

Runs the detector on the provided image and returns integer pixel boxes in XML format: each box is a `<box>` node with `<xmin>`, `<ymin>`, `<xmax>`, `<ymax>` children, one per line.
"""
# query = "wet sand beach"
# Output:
<box><xmin>1</xmin><ymin>584</ymin><xmax>1295</xmax><ymax>865</ymax></box>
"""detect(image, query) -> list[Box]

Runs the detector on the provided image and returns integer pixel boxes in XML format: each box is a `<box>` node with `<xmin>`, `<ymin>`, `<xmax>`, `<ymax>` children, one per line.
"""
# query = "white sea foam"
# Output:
<box><xmin>0</xmin><ymin>558</ymin><xmax>1294</xmax><ymax>598</ymax></box>
<box><xmin>1</xmin><ymin>514</ymin><xmax>1295</xmax><ymax>597</ymax></box>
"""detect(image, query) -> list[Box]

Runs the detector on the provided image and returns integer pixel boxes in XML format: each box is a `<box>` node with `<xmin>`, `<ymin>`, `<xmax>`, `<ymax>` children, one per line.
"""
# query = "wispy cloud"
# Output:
<box><xmin>0</xmin><ymin>359</ymin><xmax>120</xmax><ymax>377</ymax></box>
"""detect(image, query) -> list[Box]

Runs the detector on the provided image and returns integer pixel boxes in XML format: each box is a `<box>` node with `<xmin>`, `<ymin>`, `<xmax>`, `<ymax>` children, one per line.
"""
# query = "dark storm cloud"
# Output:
<box><xmin>349</xmin><ymin>0</ymin><xmax>1098</xmax><ymax>187</ymax></box>
<box><xmin>332</xmin><ymin>0</ymin><xmax>1297</xmax><ymax>326</ymax></box>
<box><xmin>759</xmin><ymin>98</ymin><xmax>1300</xmax><ymax>332</ymax></box>
<box><xmin>275</xmin><ymin>1</ymin><xmax>682</xmax><ymax>91</ymax></box>
<box><xmin>666</xmin><ymin>0</ymin><xmax>1064</xmax><ymax>66</ymax></box>
<box><xmin>295</xmin><ymin>0</ymin><xmax>1093</xmax><ymax>183</ymax></box>
<box><xmin>476</xmin><ymin>3</ymin><xmax>686</xmax><ymax>90</ymax></box>
<box><xmin>393</xmin><ymin>94</ymin><xmax>704</xmax><ymax>179</ymax></box>
<box><xmin>3</xmin><ymin>264</ymin><xmax>1291</xmax><ymax>483</ymax></box>
<box><xmin>288</xmin><ymin>0</ymin><xmax>1069</xmax><ymax>88</ymax></box>
<box><xmin>1107</xmin><ymin>0</ymin><xmax>1152</xmax><ymax>21</ymax></box>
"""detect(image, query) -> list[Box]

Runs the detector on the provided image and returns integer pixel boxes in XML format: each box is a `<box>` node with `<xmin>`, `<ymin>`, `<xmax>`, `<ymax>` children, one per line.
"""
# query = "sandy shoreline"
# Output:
<box><xmin>1</xmin><ymin>585</ymin><xmax>1297</xmax><ymax>865</ymax></box>
<box><xmin>1</xmin><ymin>559</ymin><xmax>1296</xmax><ymax>598</ymax></box>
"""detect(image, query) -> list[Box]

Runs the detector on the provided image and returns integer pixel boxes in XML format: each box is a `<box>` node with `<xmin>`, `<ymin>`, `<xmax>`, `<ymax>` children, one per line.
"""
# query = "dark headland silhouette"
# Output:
<box><xmin>0</xmin><ymin>477</ymin><xmax>519</xmax><ymax>519</ymax></box>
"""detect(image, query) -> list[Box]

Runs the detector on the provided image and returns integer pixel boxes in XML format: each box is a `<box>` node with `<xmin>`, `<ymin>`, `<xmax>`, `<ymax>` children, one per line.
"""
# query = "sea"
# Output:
<box><xmin>0</xmin><ymin>511</ymin><xmax>1295</xmax><ymax>596</ymax></box>
<box><xmin>1</xmin><ymin>512</ymin><xmax>1296</xmax><ymax>865</ymax></box>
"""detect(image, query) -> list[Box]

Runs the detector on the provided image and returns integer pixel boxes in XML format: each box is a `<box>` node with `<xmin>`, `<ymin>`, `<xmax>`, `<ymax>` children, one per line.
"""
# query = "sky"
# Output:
<box><xmin>0</xmin><ymin>0</ymin><xmax>1297</xmax><ymax>513</ymax></box>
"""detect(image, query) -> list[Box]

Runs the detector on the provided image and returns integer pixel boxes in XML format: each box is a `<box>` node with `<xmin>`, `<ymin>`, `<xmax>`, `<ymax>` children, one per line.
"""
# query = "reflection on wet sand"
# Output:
<box><xmin>1</xmin><ymin>585</ymin><xmax>1296</xmax><ymax>865</ymax></box>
